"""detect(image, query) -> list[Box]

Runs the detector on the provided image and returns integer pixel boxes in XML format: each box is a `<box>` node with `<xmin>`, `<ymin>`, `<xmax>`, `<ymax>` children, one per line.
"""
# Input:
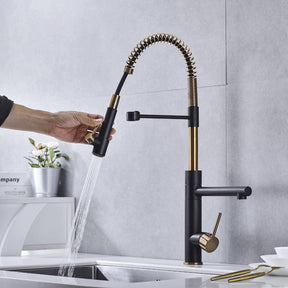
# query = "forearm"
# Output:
<box><xmin>1</xmin><ymin>103</ymin><xmax>107</xmax><ymax>144</ymax></box>
<box><xmin>1</xmin><ymin>104</ymin><xmax>55</xmax><ymax>135</ymax></box>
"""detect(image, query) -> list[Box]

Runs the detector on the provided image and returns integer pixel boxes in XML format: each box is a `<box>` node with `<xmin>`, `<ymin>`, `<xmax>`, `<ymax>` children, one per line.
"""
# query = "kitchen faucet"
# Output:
<box><xmin>90</xmin><ymin>33</ymin><xmax>252</xmax><ymax>265</ymax></box>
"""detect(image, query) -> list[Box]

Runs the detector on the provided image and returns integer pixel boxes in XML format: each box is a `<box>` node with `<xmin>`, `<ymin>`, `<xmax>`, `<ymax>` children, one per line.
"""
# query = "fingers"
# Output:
<box><xmin>79</xmin><ymin>113</ymin><xmax>117</xmax><ymax>134</ymax></box>
<box><xmin>87</xmin><ymin>113</ymin><xmax>103</xmax><ymax>120</ymax></box>
<box><xmin>85</xmin><ymin>113</ymin><xmax>116</xmax><ymax>136</ymax></box>
<box><xmin>110</xmin><ymin>127</ymin><xmax>116</xmax><ymax>135</ymax></box>
<box><xmin>78</xmin><ymin>113</ymin><xmax>103</xmax><ymax>130</ymax></box>
<box><xmin>84</xmin><ymin>122</ymin><xmax>116</xmax><ymax>144</ymax></box>
<box><xmin>109</xmin><ymin>128</ymin><xmax>116</xmax><ymax>140</ymax></box>
<box><xmin>79</xmin><ymin>112</ymin><xmax>116</xmax><ymax>145</ymax></box>
<box><xmin>89</xmin><ymin>127</ymin><xmax>116</xmax><ymax>139</ymax></box>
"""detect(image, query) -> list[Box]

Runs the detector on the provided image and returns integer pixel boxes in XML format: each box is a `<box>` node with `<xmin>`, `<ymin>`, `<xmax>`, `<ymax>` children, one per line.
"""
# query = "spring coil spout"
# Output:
<box><xmin>93</xmin><ymin>33</ymin><xmax>198</xmax><ymax>158</ymax></box>
<box><xmin>124</xmin><ymin>33</ymin><xmax>197</xmax><ymax>78</ymax></box>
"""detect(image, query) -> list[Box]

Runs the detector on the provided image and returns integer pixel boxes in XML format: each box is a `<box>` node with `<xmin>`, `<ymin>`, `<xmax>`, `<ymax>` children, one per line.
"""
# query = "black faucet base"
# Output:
<box><xmin>185</xmin><ymin>170</ymin><xmax>202</xmax><ymax>264</ymax></box>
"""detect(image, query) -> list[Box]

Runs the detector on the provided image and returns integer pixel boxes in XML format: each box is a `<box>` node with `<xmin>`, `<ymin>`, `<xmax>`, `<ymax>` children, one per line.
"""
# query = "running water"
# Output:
<box><xmin>58</xmin><ymin>156</ymin><xmax>102</xmax><ymax>277</ymax></box>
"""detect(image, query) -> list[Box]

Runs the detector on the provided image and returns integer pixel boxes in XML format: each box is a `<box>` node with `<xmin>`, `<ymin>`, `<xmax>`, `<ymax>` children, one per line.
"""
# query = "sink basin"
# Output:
<box><xmin>10</xmin><ymin>264</ymin><xmax>203</xmax><ymax>283</ymax></box>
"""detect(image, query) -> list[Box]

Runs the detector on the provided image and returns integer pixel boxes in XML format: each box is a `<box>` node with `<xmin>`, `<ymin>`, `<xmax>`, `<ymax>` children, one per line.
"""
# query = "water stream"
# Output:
<box><xmin>58</xmin><ymin>156</ymin><xmax>102</xmax><ymax>277</ymax></box>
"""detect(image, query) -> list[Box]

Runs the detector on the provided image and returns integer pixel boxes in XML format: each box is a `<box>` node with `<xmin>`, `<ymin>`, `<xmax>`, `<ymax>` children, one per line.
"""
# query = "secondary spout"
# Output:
<box><xmin>195</xmin><ymin>186</ymin><xmax>252</xmax><ymax>199</ymax></box>
<box><xmin>92</xmin><ymin>33</ymin><xmax>252</xmax><ymax>265</ymax></box>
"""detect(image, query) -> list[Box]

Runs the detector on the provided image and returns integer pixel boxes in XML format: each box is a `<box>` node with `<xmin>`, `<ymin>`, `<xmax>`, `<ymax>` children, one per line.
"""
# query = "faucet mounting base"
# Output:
<box><xmin>184</xmin><ymin>262</ymin><xmax>203</xmax><ymax>265</ymax></box>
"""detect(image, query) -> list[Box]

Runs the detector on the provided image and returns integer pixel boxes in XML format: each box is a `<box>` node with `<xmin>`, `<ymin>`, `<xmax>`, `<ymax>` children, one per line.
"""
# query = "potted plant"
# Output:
<box><xmin>25</xmin><ymin>138</ymin><xmax>69</xmax><ymax>197</ymax></box>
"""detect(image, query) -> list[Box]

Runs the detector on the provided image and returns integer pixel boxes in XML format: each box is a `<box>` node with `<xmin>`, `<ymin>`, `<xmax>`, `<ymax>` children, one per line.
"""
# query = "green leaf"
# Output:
<box><xmin>49</xmin><ymin>164</ymin><xmax>58</xmax><ymax>168</ymax></box>
<box><xmin>29</xmin><ymin>138</ymin><xmax>36</xmax><ymax>147</ymax></box>
<box><xmin>55</xmin><ymin>161</ymin><xmax>61</xmax><ymax>167</ymax></box>
<box><xmin>24</xmin><ymin>157</ymin><xmax>33</xmax><ymax>163</ymax></box>
<box><xmin>49</xmin><ymin>148</ymin><xmax>55</xmax><ymax>160</ymax></box>
<box><xmin>55</xmin><ymin>153</ymin><xmax>69</xmax><ymax>161</ymax></box>
<box><xmin>38</xmin><ymin>157</ymin><xmax>44</xmax><ymax>162</ymax></box>
<box><xmin>31</xmin><ymin>164</ymin><xmax>40</xmax><ymax>168</ymax></box>
<box><xmin>62</xmin><ymin>154</ymin><xmax>70</xmax><ymax>161</ymax></box>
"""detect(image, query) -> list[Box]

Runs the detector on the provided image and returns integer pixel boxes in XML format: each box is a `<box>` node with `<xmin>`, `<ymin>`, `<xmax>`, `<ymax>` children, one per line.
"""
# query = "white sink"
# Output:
<box><xmin>10</xmin><ymin>264</ymin><xmax>205</xmax><ymax>283</ymax></box>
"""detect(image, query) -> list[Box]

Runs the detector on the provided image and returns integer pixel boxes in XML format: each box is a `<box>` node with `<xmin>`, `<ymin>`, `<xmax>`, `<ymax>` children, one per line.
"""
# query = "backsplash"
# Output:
<box><xmin>0</xmin><ymin>0</ymin><xmax>287</xmax><ymax>265</ymax></box>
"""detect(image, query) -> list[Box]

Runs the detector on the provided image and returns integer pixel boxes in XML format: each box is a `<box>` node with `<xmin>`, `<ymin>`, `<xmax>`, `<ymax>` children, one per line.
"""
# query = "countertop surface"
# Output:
<box><xmin>0</xmin><ymin>253</ymin><xmax>287</xmax><ymax>287</ymax></box>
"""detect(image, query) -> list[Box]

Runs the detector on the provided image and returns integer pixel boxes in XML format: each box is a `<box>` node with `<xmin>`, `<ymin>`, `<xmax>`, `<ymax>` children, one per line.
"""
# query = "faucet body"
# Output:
<box><xmin>92</xmin><ymin>33</ymin><xmax>252</xmax><ymax>264</ymax></box>
<box><xmin>185</xmin><ymin>170</ymin><xmax>251</xmax><ymax>264</ymax></box>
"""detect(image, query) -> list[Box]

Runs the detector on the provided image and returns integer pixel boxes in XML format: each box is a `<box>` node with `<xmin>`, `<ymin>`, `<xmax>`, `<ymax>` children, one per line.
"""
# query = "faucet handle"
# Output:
<box><xmin>212</xmin><ymin>212</ymin><xmax>222</xmax><ymax>237</ymax></box>
<box><xmin>199</xmin><ymin>212</ymin><xmax>222</xmax><ymax>253</ymax></box>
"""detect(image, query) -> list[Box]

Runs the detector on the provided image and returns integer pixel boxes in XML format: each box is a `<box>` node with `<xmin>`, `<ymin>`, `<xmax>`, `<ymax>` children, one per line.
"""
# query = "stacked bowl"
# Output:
<box><xmin>260</xmin><ymin>247</ymin><xmax>288</xmax><ymax>276</ymax></box>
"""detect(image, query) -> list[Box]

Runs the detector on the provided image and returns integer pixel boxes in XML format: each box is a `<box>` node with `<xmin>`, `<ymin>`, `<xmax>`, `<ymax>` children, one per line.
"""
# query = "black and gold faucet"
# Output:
<box><xmin>91</xmin><ymin>33</ymin><xmax>252</xmax><ymax>265</ymax></box>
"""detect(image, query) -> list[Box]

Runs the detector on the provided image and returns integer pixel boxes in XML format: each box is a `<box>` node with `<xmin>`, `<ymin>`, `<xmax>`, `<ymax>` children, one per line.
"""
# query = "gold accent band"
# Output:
<box><xmin>189</xmin><ymin>127</ymin><xmax>198</xmax><ymax>171</ymax></box>
<box><xmin>188</xmin><ymin>77</ymin><xmax>198</xmax><ymax>107</ymax></box>
<box><xmin>184</xmin><ymin>262</ymin><xmax>203</xmax><ymax>265</ymax></box>
<box><xmin>124</xmin><ymin>66</ymin><xmax>134</xmax><ymax>74</ymax></box>
<box><xmin>108</xmin><ymin>94</ymin><xmax>120</xmax><ymax>109</ymax></box>
<box><xmin>188</xmin><ymin>76</ymin><xmax>198</xmax><ymax>171</ymax></box>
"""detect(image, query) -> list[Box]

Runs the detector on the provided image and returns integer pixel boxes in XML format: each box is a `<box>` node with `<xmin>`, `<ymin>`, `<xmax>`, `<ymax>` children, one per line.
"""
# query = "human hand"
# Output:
<box><xmin>50</xmin><ymin>111</ymin><xmax>116</xmax><ymax>144</ymax></box>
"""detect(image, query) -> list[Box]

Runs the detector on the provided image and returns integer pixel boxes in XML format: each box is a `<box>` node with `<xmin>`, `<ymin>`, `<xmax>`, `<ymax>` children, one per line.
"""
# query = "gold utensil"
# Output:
<box><xmin>211</xmin><ymin>264</ymin><xmax>282</xmax><ymax>282</ymax></box>
<box><xmin>228</xmin><ymin>265</ymin><xmax>282</xmax><ymax>283</ymax></box>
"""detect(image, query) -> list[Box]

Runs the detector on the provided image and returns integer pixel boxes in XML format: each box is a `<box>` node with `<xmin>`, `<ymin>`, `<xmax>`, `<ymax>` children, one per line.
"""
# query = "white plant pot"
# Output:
<box><xmin>30</xmin><ymin>167</ymin><xmax>61</xmax><ymax>197</ymax></box>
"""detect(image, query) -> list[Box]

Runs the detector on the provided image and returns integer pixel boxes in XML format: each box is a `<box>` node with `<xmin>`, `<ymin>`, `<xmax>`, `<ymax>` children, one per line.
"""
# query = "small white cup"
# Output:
<box><xmin>275</xmin><ymin>247</ymin><xmax>288</xmax><ymax>258</ymax></box>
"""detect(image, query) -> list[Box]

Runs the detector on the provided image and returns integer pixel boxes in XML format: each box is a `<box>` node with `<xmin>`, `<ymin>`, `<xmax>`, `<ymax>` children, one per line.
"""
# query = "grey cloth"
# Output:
<box><xmin>0</xmin><ymin>95</ymin><xmax>14</xmax><ymax>126</ymax></box>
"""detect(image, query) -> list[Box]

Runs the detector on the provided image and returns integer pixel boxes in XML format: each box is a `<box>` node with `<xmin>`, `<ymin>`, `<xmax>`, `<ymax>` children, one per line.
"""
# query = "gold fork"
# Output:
<box><xmin>211</xmin><ymin>264</ymin><xmax>282</xmax><ymax>282</ymax></box>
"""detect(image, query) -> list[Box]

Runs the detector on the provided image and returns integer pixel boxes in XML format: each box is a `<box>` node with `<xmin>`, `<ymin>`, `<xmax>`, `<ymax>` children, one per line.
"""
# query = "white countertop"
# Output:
<box><xmin>0</xmin><ymin>253</ymin><xmax>287</xmax><ymax>287</ymax></box>
<box><xmin>0</xmin><ymin>197</ymin><xmax>74</xmax><ymax>203</ymax></box>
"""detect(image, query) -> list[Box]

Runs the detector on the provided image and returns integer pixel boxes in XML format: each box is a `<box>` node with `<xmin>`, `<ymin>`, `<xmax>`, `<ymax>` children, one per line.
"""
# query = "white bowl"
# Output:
<box><xmin>250</xmin><ymin>263</ymin><xmax>288</xmax><ymax>276</ymax></box>
<box><xmin>275</xmin><ymin>247</ymin><xmax>288</xmax><ymax>258</ymax></box>
<box><xmin>261</xmin><ymin>254</ymin><xmax>288</xmax><ymax>266</ymax></box>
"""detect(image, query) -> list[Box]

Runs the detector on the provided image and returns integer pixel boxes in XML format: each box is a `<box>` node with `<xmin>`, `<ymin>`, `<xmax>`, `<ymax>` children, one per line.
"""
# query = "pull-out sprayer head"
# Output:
<box><xmin>92</xmin><ymin>94</ymin><xmax>120</xmax><ymax>157</ymax></box>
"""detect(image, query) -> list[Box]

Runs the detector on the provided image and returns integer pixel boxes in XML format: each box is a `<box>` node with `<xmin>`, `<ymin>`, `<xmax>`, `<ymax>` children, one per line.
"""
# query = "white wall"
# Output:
<box><xmin>0</xmin><ymin>0</ymin><xmax>287</xmax><ymax>264</ymax></box>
